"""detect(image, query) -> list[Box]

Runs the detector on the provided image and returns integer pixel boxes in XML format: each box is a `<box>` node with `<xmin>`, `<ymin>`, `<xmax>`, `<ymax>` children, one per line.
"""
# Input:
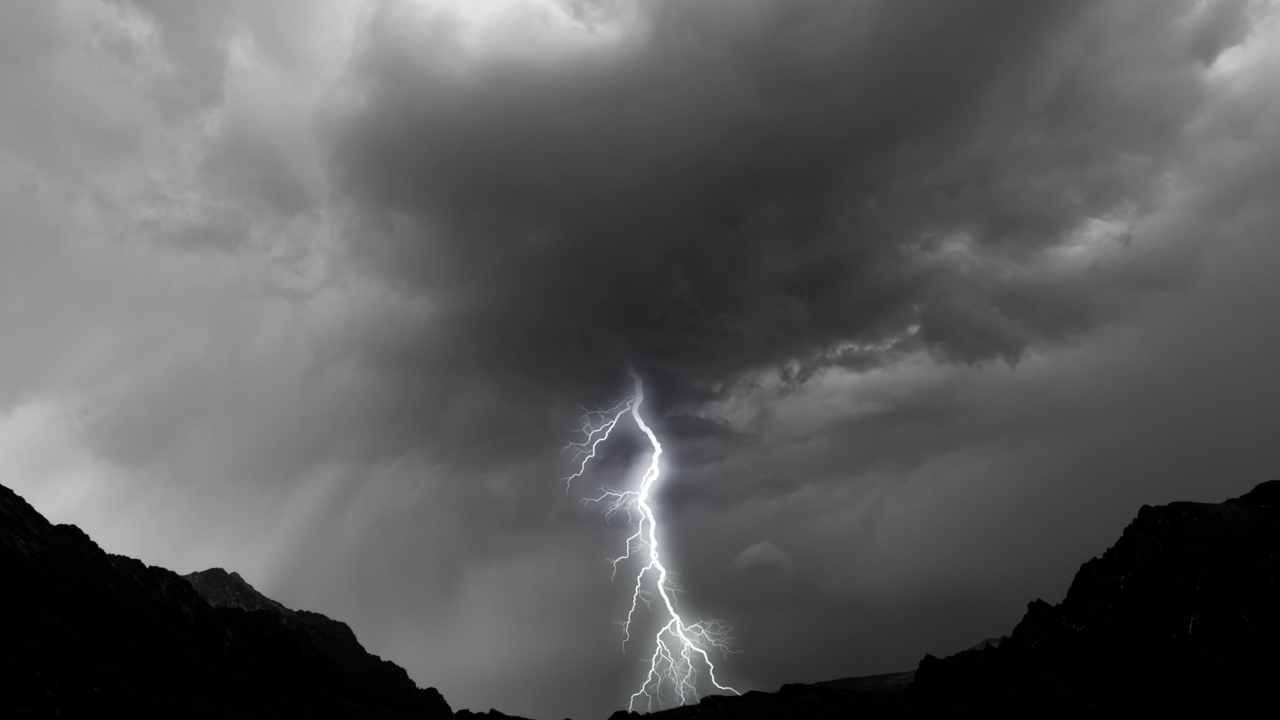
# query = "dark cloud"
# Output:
<box><xmin>331</xmin><ymin>0</ymin><xmax>1241</xmax><ymax>405</ymax></box>
<box><xmin>4</xmin><ymin>1</ymin><xmax>1280</xmax><ymax>719</ymax></box>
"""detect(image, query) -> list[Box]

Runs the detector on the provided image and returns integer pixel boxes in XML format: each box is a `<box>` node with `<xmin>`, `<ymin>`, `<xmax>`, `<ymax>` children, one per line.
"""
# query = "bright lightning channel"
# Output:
<box><xmin>563</xmin><ymin>370</ymin><xmax>740</xmax><ymax>712</ymax></box>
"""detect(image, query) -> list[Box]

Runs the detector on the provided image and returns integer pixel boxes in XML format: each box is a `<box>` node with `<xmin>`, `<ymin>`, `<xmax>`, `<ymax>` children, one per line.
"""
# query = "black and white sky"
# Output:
<box><xmin>3</xmin><ymin>1</ymin><xmax>1280</xmax><ymax>717</ymax></box>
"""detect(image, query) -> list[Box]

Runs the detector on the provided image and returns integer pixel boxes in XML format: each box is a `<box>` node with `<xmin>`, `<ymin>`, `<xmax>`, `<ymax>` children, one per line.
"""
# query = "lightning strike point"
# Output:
<box><xmin>562</xmin><ymin>371</ymin><xmax>740</xmax><ymax>712</ymax></box>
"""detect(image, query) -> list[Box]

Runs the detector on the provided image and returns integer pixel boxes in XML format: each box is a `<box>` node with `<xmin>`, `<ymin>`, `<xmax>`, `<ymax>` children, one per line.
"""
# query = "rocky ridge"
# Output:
<box><xmin>0</xmin><ymin>483</ymin><xmax>452</xmax><ymax>719</ymax></box>
<box><xmin>4</xmin><ymin>479</ymin><xmax>1277</xmax><ymax>718</ymax></box>
<box><xmin>608</xmin><ymin>479</ymin><xmax>1280</xmax><ymax>718</ymax></box>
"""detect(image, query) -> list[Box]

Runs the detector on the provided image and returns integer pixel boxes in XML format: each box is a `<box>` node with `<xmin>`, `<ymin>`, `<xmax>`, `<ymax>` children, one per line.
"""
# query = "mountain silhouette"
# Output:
<box><xmin>3</xmin><ymin>479</ymin><xmax>1277</xmax><ymax>718</ymax></box>
<box><xmin>0</xmin><ymin>483</ymin><xmax>451</xmax><ymax>719</ymax></box>
<box><xmin>610</xmin><ymin>479</ymin><xmax>1280</xmax><ymax>718</ymax></box>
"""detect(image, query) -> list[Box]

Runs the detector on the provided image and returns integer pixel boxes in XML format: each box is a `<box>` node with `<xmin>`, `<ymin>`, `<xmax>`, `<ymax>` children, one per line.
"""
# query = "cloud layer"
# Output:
<box><xmin>3</xmin><ymin>1</ymin><xmax>1280</xmax><ymax>718</ymax></box>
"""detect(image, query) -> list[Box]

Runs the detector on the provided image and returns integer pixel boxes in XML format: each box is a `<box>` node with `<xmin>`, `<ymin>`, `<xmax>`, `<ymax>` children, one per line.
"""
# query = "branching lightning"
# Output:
<box><xmin>563</xmin><ymin>370</ymin><xmax>740</xmax><ymax>712</ymax></box>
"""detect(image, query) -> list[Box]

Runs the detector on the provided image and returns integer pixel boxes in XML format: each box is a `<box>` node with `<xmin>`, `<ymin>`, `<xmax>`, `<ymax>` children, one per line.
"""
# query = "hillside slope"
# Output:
<box><xmin>4</xmin><ymin>479</ymin><xmax>1276</xmax><ymax>718</ymax></box>
<box><xmin>612</xmin><ymin>479</ymin><xmax>1280</xmax><ymax>718</ymax></box>
<box><xmin>0</xmin><ymin>483</ymin><xmax>452</xmax><ymax>719</ymax></box>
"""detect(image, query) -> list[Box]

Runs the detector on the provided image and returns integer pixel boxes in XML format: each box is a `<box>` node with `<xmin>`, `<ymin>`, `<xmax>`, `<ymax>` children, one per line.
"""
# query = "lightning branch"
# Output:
<box><xmin>563</xmin><ymin>370</ymin><xmax>739</xmax><ymax>712</ymax></box>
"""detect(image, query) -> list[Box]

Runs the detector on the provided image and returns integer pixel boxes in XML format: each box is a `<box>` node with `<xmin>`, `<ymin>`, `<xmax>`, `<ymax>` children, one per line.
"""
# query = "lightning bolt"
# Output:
<box><xmin>563</xmin><ymin>370</ymin><xmax>740</xmax><ymax>712</ymax></box>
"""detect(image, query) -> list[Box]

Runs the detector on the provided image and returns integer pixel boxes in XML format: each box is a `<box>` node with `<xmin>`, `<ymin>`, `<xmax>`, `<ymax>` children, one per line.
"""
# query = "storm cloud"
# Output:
<box><xmin>330</xmin><ymin>0</ymin><xmax>1238</xmax><ymax>396</ymax></box>
<box><xmin>3</xmin><ymin>1</ymin><xmax>1280</xmax><ymax>718</ymax></box>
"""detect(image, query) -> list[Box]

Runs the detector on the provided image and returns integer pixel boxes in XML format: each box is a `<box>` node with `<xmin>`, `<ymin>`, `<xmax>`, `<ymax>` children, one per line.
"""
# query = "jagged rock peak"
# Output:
<box><xmin>186</xmin><ymin>567</ymin><xmax>287</xmax><ymax>613</ymax></box>
<box><xmin>0</xmin><ymin>481</ymin><xmax>454</xmax><ymax>719</ymax></box>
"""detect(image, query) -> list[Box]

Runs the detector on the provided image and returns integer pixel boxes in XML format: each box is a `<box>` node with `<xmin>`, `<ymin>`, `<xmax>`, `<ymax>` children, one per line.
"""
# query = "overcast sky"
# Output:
<box><xmin>3</xmin><ymin>1</ymin><xmax>1280</xmax><ymax>718</ymax></box>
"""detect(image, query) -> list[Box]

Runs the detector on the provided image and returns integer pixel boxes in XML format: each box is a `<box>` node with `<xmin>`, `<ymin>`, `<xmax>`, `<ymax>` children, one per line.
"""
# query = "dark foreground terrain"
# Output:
<box><xmin>3</xmin><ymin>479</ymin><xmax>1278</xmax><ymax>718</ymax></box>
<box><xmin>611</xmin><ymin>479</ymin><xmax>1280</xmax><ymax>719</ymax></box>
<box><xmin>0</xmin><ymin>483</ymin><xmax>454</xmax><ymax>719</ymax></box>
